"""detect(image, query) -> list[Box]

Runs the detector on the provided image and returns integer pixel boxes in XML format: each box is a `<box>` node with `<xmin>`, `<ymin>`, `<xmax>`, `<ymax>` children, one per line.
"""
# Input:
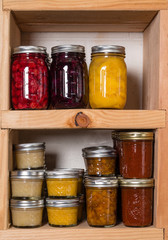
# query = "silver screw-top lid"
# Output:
<box><xmin>46</xmin><ymin>169</ymin><xmax>79</xmax><ymax>179</ymax></box>
<box><xmin>10</xmin><ymin>199</ymin><xmax>44</xmax><ymax>208</ymax></box>
<box><xmin>14</xmin><ymin>143</ymin><xmax>45</xmax><ymax>151</ymax></box>
<box><xmin>82</xmin><ymin>146</ymin><xmax>116</xmax><ymax>158</ymax></box>
<box><xmin>85</xmin><ymin>176</ymin><xmax>118</xmax><ymax>188</ymax></box>
<box><xmin>46</xmin><ymin>198</ymin><xmax>79</xmax><ymax>208</ymax></box>
<box><xmin>55</xmin><ymin>168</ymin><xmax>84</xmax><ymax>177</ymax></box>
<box><xmin>118</xmin><ymin>131</ymin><xmax>154</xmax><ymax>140</ymax></box>
<box><xmin>10</xmin><ymin>170</ymin><xmax>45</xmax><ymax>179</ymax></box>
<box><xmin>91</xmin><ymin>45</ymin><xmax>125</xmax><ymax>55</ymax></box>
<box><xmin>51</xmin><ymin>45</ymin><xmax>85</xmax><ymax>54</ymax></box>
<box><xmin>119</xmin><ymin>178</ymin><xmax>154</xmax><ymax>187</ymax></box>
<box><xmin>13</xmin><ymin>46</ymin><xmax>47</xmax><ymax>54</ymax></box>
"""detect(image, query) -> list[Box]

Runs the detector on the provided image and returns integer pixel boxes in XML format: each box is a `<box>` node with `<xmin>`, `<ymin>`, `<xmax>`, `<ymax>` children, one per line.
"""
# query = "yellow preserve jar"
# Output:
<box><xmin>46</xmin><ymin>170</ymin><xmax>78</xmax><ymax>198</ymax></box>
<box><xmin>46</xmin><ymin>198</ymin><xmax>79</xmax><ymax>227</ymax></box>
<box><xmin>89</xmin><ymin>45</ymin><xmax>127</xmax><ymax>109</ymax></box>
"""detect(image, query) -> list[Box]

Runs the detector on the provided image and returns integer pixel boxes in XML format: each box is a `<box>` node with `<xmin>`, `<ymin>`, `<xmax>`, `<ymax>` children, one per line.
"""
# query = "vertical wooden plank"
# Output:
<box><xmin>0</xmin><ymin>130</ymin><xmax>9</xmax><ymax>230</ymax></box>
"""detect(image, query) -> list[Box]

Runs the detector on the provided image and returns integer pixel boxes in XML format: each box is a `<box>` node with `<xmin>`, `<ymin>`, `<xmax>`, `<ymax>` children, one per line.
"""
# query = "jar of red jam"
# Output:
<box><xmin>120</xmin><ymin>178</ymin><xmax>154</xmax><ymax>227</ymax></box>
<box><xmin>11</xmin><ymin>46</ymin><xmax>49</xmax><ymax>110</ymax></box>
<box><xmin>50</xmin><ymin>45</ymin><xmax>88</xmax><ymax>109</ymax></box>
<box><xmin>118</xmin><ymin>131</ymin><xmax>154</xmax><ymax>178</ymax></box>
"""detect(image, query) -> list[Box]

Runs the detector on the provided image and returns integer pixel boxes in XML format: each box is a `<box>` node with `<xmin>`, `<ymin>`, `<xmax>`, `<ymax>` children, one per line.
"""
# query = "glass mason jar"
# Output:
<box><xmin>11</xmin><ymin>46</ymin><xmax>49</xmax><ymax>110</ymax></box>
<box><xmin>50</xmin><ymin>45</ymin><xmax>88</xmax><ymax>108</ymax></box>
<box><xmin>14</xmin><ymin>143</ymin><xmax>45</xmax><ymax>170</ymax></box>
<box><xmin>46</xmin><ymin>198</ymin><xmax>79</xmax><ymax>227</ymax></box>
<box><xmin>46</xmin><ymin>169</ymin><xmax>78</xmax><ymax>198</ymax></box>
<box><xmin>10</xmin><ymin>199</ymin><xmax>44</xmax><ymax>228</ymax></box>
<box><xmin>89</xmin><ymin>45</ymin><xmax>127</xmax><ymax>109</ymax></box>
<box><xmin>78</xmin><ymin>194</ymin><xmax>85</xmax><ymax>223</ymax></box>
<box><xmin>118</xmin><ymin>131</ymin><xmax>154</xmax><ymax>178</ymax></box>
<box><xmin>10</xmin><ymin>170</ymin><xmax>44</xmax><ymax>199</ymax></box>
<box><xmin>82</xmin><ymin>146</ymin><xmax>116</xmax><ymax>177</ymax></box>
<box><xmin>85</xmin><ymin>176</ymin><xmax>118</xmax><ymax>227</ymax></box>
<box><xmin>120</xmin><ymin>178</ymin><xmax>154</xmax><ymax>227</ymax></box>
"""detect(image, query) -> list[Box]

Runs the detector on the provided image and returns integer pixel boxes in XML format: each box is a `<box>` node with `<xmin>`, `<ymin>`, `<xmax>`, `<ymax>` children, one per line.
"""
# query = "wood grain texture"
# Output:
<box><xmin>13</xmin><ymin>11</ymin><xmax>157</xmax><ymax>32</ymax></box>
<box><xmin>0</xmin><ymin>130</ymin><xmax>9</xmax><ymax>230</ymax></box>
<box><xmin>1</xmin><ymin>109</ymin><xmax>166</xmax><ymax>129</ymax></box>
<box><xmin>0</xmin><ymin>222</ymin><xmax>164</xmax><ymax>240</ymax></box>
<box><xmin>2</xmin><ymin>0</ymin><xmax>168</xmax><ymax>11</ymax></box>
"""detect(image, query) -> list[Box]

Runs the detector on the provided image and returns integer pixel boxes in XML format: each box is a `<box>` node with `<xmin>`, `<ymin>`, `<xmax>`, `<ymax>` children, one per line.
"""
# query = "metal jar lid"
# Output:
<box><xmin>91</xmin><ymin>45</ymin><xmax>125</xmax><ymax>55</ymax></box>
<box><xmin>13</xmin><ymin>46</ymin><xmax>47</xmax><ymax>54</ymax></box>
<box><xmin>10</xmin><ymin>199</ymin><xmax>44</xmax><ymax>208</ymax></box>
<box><xmin>56</xmin><ymin>168</ymin><xmax>84</xmax><ymax>177</ymax></box>
<box><xmin>10</xmin><ymin>170</ymin><xmax>45</xmax><ymax>179</ymax></box>
<box><xmin>14</xmin><ymin>142</ymin><xmax>45</xmax><ymax>151</ymax></box>
<box><xmin>118</xmin><ymin>131</ymin><xmax>154</xmax><ymax>140</ymax></box>
<box><xmin>85</xmin><ymin>176</ymin><xmax>118</xmax><ymax>188</ymax></box>
<box><xmin>51</xmin><ymin>45</ymin><xmax>85</xmax><ymax>54</ymax></box>
<box><xmin>119</xmin><ymin>178</ymin><xmax>154</xmax><ymax>187</ymax></box>
<box><xmin>82</xmin><ymin>146</ymin><xmax>116</xmax><ymax>158</ymax></box>
<box><xmin>46</xmin><ymin>169</ymin><xmax>79</xmax><ymax>179</ymax></box>
<box><xmin>46</xmin><ymin>198</ymin><xmax>79</xmax><ymax>208</ymax></box>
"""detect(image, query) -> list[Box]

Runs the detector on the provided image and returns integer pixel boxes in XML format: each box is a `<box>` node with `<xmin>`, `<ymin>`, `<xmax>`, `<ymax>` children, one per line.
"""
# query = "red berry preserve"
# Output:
<box><xmin>50</xmin><ymin>45</ymin><xmax>88</xmax><ymax>109</ymax></box>
<box><xmin>11</xmin><ymin>46</ymin><xmax>49</xmax><ymax>110</ymax></box>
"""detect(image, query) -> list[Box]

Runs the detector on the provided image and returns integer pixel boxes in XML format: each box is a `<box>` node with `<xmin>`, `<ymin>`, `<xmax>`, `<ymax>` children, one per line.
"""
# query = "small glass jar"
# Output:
<box><xmin>14</xmin><ymin>143</ymin><xmax>45</xmax><ymax>170</ymax></box>
<box><xmin>11</xmin><ymin>46</ymin><xmax>49</xmax><ymax>110</ymax></box>
<box><xmin>50</xmin><ymin>45</ymin><xmax>88</xmax><ymax>109</ymax></box>
<box><xmin>78</xmin><ymin>194</ymin><xmax>85</xmax><ymax>223</ymax></box>
<box><xmin>82</xmin><ymin>146</ymin><xmax>116</xmax><ymax>176</ymax></box>
<box><xmin>11</xmin><ymin>170</ymin><xmax>44</xmax><ymax>199</ymax></box>
<box><xmin>89</xmin><ymin>45</ymin><xmax>127</xmax><ymax>109</ymax></box>
<box><xmin>85</xmin><ymin>176</ymin><xmax>118</xmax><ymax>227</ymax></box>
<box><xmin>118</xmin><ymin>131</ymin><xmax>154</xmax><ymax>178</ymax></box>
<box><xmin>120</xmin><ymin>178</ymin><xmax>154</xmax><ymax>227</ymax></box>
<box><xmin>46</xmin><ymin>169</ymin><xmax>78</xmax><ymax>198</ymax></box>
<box><xmin>10</xmin><ymin>199</ymin><xmax>44</xmax><ymax>228</ymax></box>
<box><xmin>46</xmin><ymin>198</ymin><xmax>79</xmax><ymax>227</ymax></box>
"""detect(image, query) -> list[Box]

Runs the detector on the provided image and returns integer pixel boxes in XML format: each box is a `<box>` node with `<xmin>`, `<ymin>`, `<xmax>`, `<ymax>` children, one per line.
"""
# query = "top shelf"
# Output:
<box><xmin>2</xmin><ymin>0</ymin><xmax>168</xmax><ymax>11</ymax></box>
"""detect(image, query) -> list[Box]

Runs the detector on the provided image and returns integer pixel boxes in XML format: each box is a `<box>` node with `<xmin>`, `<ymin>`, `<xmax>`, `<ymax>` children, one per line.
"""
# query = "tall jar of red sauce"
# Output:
<box><xmin>118</xmin><ymin>131</ymin><xmax>154</xmax><ymax>178</ymax></box>
<box><xmin>120</xmin><ymin>178</ymin><xmax>154</xmax><ymax>227</ymax></box>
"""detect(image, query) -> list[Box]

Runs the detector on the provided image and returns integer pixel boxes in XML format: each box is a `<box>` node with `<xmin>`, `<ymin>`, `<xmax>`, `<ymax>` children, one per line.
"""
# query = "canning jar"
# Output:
<box><xmin>120</xmin><ymin>178</ymin><xmax>154</xmax><ymax>227</ymax></box>
<box><xmin>14</xmin><ymin>143</ymin><xmax>45</xmax><ymax>170</ymax></box>
<box><xmin>46</xmin><ymin>198</ymin><xmax>79</xmax><ymax>227</ymax></box>
<box><xmin>11</xmin><ymin>46</ymin><xmax>49</xmax><ymax>110</ymax></box>
<box><xmin>118</xmin><ymin>131</ymin><xmax>154</xmax><ymax>178</ymax></box>
<box><xmin>78</xmin><ymin>194</ymin><xmax>85</xmax><ymax>223</ymax></box>
<box><xmin>46</xmin><ymin>169</ymin><xmax>78</xmax><ymax>198</ymax></box>
<box><xmin>82</xmin><ymin>146</ymin><xmax>116</xmax><ymax>176</ymax></box>
<box><xmin>85</xmin><ymin>176</ymin><xmax>118</xmax><ymax>227</ymax></box>
<box><xmin>11</xmin><ymin>170</ymin><xmax>44</xmax><ymax>199</ymax></box>
<box><xmin>50</xmin><ymin>45</ymin><xmax>88</xmax><ymax>108</ymax></box>
<box><xmin>89</xmin><ymin>45</ymin><xmax>127</xmax><ymax>109</ymax></box>
<box><xmin>10</xmin><ymin>199</ymin><xmax>44</xmax><ymax>228</ymax></box>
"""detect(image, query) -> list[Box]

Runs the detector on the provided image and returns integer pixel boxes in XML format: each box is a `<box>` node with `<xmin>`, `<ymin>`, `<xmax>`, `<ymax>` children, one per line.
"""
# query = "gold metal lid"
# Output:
<box><xmin>118</xmin><ymin>131</ymin><xmax>154</xmax><ymax>140</ymax></box>
<box><xmin>119</xmin><ymin>178</ymin><xmax>154</xmax><ymax>187</ymax></box>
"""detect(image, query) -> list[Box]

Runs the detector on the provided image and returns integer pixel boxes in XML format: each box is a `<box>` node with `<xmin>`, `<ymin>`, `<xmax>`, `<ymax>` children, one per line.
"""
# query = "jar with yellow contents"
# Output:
<box><xmin>89</xmin><ymin>45</ymin><xmax>127</xmax><ymax>109</ymax></box>
<box><xmin>46</xmin><ymin>198</ymin><xmax>79</xmax><ymax>227</ymax></box>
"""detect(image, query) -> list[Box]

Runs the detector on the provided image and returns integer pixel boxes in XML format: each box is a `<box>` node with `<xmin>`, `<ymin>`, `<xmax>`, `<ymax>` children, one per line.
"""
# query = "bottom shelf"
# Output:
<box><xmin>0</xmin><ymin>222</ymin><xmax>164</xmax><ymax>240</ymax></box>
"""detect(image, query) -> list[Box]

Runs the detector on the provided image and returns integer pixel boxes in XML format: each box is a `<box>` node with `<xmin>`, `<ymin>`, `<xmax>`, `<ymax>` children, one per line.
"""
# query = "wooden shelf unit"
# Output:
<box><xmin>1</xmin><ymin>1</ymin><xmax>168</xmax><ymax>240</ymax></box>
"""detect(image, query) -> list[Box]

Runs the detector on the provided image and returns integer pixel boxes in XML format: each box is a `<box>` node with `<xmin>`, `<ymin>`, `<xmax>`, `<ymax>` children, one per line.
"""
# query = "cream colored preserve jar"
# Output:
<box><xmin>14</xmin><ymin>143</ymin><xmax>45</xmax><ymax>170</ymax></box>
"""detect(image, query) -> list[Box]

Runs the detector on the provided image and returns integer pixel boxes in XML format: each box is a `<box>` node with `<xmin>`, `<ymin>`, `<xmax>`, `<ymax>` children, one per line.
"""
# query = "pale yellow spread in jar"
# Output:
<box><xmin>89</xmin><ymin>54</ymin><xmax>127</xmax><ymax>109</ymax></box>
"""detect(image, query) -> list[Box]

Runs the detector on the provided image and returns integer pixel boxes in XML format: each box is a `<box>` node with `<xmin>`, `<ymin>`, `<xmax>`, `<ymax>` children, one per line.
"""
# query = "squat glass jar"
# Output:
<box><xmin>10</xmin><ymin>199</ymin><xmax>44</xmax><ymax>228</ymax></box>
<box><xmin>120</xmin><ymin>178</ymin><xmax>154</xmax><ymax>227</ymax></box>
<box><xmin>89</xmin><ymin>45</ymin><xmax>127</xmax><ymax>109</ymax></box>
<box><xmin>85</xmin><ymin>176</ymin><xmax>118</xmax><ymax>227</ymax></box>
<box><xmin>118</xmin><ymin>131</ymin><xmax>154</xmax><ymax>178</ymax></box>
<box><xmin>50</xmin><ymin>45</ymin><xmax>88</xmax><ymax>109</ymax></box>
<box><xmin>11</xmin><ymin>46</ymin><xmax>49</xmax><ymax>110</ymax></box>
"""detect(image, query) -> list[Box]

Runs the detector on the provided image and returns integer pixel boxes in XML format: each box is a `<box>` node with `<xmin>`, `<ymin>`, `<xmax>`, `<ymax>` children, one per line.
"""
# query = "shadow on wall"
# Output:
<box><xmin>45</xmin><ymin>153</ymin><xmax>58</xmax><ymax>170</ymax></box>
<box><xmin>125</xmin><ymin>72</ymin><xmax>142</xmax><ymax>110</ymax></box>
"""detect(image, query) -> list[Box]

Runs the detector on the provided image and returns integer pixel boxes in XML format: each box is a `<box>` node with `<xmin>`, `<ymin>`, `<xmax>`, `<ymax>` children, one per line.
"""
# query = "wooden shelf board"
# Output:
<box><xmin>0</xmin><ymin>222</ymin><xmax>163</xmax><ymax>240</ymax></box>
<box><xmin>12</xmin><ymin>10</ymin><xmax>157</xmax><ymax>32</ymax></box>
<box><xmin>1</xmin><ymin>109</ymin><xmax>166</xmax><ymax>130</ymax></box>
<box><xmin>3</xmin><ymin>0</ymin><xmax>168</xmax><ymax>11</ymax></box>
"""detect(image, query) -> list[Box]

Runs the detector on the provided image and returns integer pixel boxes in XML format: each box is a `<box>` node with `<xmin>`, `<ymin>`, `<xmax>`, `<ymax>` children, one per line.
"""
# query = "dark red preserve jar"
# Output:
<box><xmin>118</xmin><ymin>131</ymin><xmax>154</xmax><ymax>178</ymax></box>
<box><xmin>50</xmin><ymin>45</ymin><xmax>88</xmax><ymax>109</ymax></box>
<box><xmin>11</xmin><ymin>46</ymin><xmax>49</xmax><ymax>110</ymax></box>
<box><xmin>120</xmin><ymin>178</ymin><xmax>154</xmax><ymax>227</ymax></box>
